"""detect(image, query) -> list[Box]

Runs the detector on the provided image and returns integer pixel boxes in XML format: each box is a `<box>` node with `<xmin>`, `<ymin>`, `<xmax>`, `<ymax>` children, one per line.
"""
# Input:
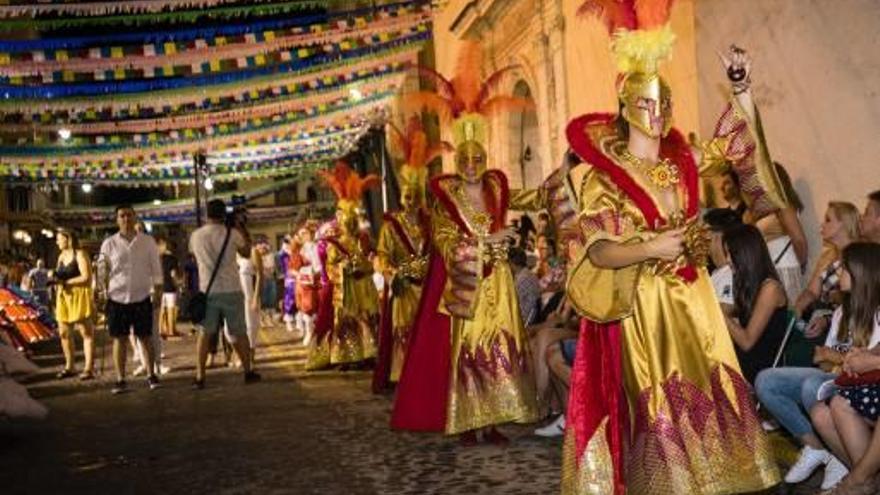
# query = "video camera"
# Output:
<box><xmin>225</xmin><ymin>194</ymin><xmax>248</xmax><ymax>227</ymax></box>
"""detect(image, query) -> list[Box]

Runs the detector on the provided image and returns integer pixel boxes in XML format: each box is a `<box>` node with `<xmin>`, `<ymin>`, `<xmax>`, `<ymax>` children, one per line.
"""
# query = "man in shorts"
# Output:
<box><xmin>99</xmin><ymin>205</ymin><xmax>163</xmax><ymax>394</ymax></box>
<box><xmin>189</xmin><ymin>199</ymin><xmax>261</xmax><ymax>388</ymax></box>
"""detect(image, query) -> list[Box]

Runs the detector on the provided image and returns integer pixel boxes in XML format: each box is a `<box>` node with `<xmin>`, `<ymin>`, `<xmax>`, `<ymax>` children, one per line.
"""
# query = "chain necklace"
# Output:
<box><xmin>619</xmin><ymin>147</ymin><xmax>681</xmax><ymax>190</ymax></box>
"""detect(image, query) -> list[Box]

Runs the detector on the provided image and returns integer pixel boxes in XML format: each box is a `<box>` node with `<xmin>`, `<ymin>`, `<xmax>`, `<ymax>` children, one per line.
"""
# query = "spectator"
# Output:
<box><xmin>536</xmin><ymin>211</ymin><xmax>554</xmax><ymax>240</ymax></box>
<box><xmin>52</xmin><ymin>229</ymin><xmax>96</xmax><ymax>380</ymax></box>
<box><xmin>528</xmin><ymin>299</ymin><xmax>578</xmax><ymax>430</ymax></box>
<box><xmin>860</xmin><ymin>190</ymin><xmax>880</xmax><ymax>244</ymax></box>
<box><xmin>795</xmin><ymin>202</ymin><xmax>861</xmax><ymax>336</ymax></box>
<box><xmin>760</xmin><ymin>242</ymin><xmax>880</xmax><ymax>491</ymax></box>
<box><xmin>534</xmin><ymin>235</ymin><xmax>565</xmax><ymax>321</ymax></box>
<box><xmin>189</xmin><ymin>199</ymin><xmax>260</xmax><ymax>388</ymax></box>
<box><xmin>257</xmin><ymin>238</ymin><xmax>278</xmax><ymax>328</ymax></box>
<box><xmin>718</xmin><ymin>169</ymin><xmax>747</xmax><ymax>220</ymax></box>
<box><xmin>753</xmin><ymin>163</ymin><xmax>809</xmax><ymax>304</ymax></box>
<box><xmin>98</xmin><ymin>206</ymin><xmax>162</xmax><ymax>394</ymax></box>
<box><xmin>157</xmin><ymin>237</ymin><xmax>181</xmax><ymax>338</ymax></box>
<box><xmin>810</xmin><ymin>242</ymin><xmax>880</xmax><ymax>493</ymax></box>
<box><xmin>704</xmin><ymin>207</ymin><xmax>743</xmax><ymax>305</ymax></box>
<box><xmin>509</xmin><ymin>247</ymin><xmax>541</xmax><ymax>326</ymax></box>
<box><xmin>535</xmin><ymin>333</ymin><xmax>576</xmax><ymax>438</ymax></box>
<box><xmin>25</xmin><ymin>259</ymin><xmax>50</xmax><ymax>308</ymax></box>
<box><xmin>721</xmin><ymin>224</ymin><xmax>789</xmax><ymax>383</ymax></box>
<box><xmin>238</xmin><ymin>243</ymin><xmax>263</xmax><ymax>366</ymax></box>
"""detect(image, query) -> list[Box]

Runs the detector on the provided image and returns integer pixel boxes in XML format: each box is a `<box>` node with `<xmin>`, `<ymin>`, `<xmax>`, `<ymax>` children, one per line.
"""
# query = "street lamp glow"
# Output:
<box><xmin>58</xmin><ymin>128</ymin><xmax>72</xmax><ymax>141</ymax></box>
<box><xmin>81</xmin><ymin>182</ymin><xmax>93</xmax><ymax>193</ymax></box>
<box><xmin>203</xmin><ymin>177</ymin><xmax>214</xmax><ymax>191</ymax></box>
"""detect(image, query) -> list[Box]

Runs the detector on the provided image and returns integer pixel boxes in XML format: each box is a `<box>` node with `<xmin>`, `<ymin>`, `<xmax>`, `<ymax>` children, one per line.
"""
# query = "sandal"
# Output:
<box><xmin>56</xmin><ymin>369</ymin><xmax>76</xmax><ymax>379</ymax></box>
<box><xmin>79</xmin><ymin>371</ymin><xmax>95</xmax><ymax>381</ymax></box>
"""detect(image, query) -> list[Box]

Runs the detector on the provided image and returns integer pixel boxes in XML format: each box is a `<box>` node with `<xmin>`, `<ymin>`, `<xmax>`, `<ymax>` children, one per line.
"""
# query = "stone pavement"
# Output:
<box><xmin>1</xmin><ymin>323</ymin><xmax>822</xmax><ymax>495</ymax></box>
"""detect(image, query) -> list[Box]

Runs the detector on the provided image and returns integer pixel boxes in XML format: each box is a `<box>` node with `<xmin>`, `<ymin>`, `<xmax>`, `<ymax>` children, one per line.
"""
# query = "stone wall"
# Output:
<box><xmin>695</xmin><ymin>0</ymin><xmax>880</xmax><ymax>263</ymax></box>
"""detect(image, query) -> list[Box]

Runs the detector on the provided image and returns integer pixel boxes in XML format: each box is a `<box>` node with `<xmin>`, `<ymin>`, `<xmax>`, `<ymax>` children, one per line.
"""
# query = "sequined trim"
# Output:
<box><xmin>562</xmin><ymin>418</ymin><xmax>615</xmax><ymax>495</ymax></box>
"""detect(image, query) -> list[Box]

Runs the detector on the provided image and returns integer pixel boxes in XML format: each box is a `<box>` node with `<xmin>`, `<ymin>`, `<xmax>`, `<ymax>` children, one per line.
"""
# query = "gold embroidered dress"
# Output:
<box><xmin>431</xmin><ymin>171</ymin><xmax>539</xmax><ymax>434</ymax></box>
<box><xmin>562</xmin><ymin>115</ymin><xmax>779</xmax><ymax>494</ymax></box>
<box><xmin>376</xmin><ymin>210</ymin><xmax>427</xmax><ymax>382</ymax></box>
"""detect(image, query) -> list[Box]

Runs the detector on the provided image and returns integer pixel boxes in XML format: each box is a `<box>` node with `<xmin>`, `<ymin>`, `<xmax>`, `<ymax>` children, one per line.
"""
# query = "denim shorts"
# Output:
<box><xmin>202</xmin><ymin>292</ymin><xmax>247</xmax><ymax>337</ymax></box>
<box><xmin>560</xmin><ymin>338</ymin><xmax>577</xmax><ymax>366</ymax></box>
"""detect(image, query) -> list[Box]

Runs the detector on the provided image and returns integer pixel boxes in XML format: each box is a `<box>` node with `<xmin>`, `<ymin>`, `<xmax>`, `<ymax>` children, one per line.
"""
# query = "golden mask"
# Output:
<box><xmin>455</xmin><ymin>140</ymin><xmax>487</xmax><ymax>183</ymax></box>
<box><xmin>336</xmin><ymin>202</ymin><xmax>359</xmax><ymax>235</ymax></box>
<box><xmin>620</xmin><ymin>72</ymin><xmax>673</xmax><ymax>138</ymax></box>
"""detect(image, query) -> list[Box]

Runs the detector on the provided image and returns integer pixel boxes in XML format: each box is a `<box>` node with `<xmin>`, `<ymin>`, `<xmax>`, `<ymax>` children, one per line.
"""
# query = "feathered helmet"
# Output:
<box><xmin>579</xmin><ymin>0</ymin><xmax>677</xmax><ymax>137</ymax></box>
<box><xmin>317</xmin><ymin>160</ymin><xmax>381</xmax><ymax>214</ymax></box>
<box><xmin>405</xmin><ymin>40</ymin><xmax>532</xmax><ymax>176</ymax></box>
<box><xmin>387</xmin><ymin>116</ymin><xmax>452</xmax><ymax>202</ymax></box>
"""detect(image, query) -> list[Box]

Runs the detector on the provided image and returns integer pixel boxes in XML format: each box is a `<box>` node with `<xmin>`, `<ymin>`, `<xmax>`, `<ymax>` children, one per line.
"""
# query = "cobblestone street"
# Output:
<box><xmin>2</xmin><ymin>324</ymin><xmax>821</xmax><ymax>495</ymax></box>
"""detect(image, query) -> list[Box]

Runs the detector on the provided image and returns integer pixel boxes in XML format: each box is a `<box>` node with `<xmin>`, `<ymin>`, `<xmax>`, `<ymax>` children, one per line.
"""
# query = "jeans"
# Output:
<box><xmin>755</xmin><ymin>367</ymin><xmax>837</xmax><ymax>439</ymax></box>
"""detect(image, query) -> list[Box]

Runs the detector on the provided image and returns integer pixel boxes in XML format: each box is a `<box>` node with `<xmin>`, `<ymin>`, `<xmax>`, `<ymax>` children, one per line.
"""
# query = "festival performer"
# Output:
<box><xmin>391</xmin><ymin>42</ymin><xmax>538</xmax><ymax>445</ymax></box>
<box><xmin>561</xmin><ymin>2</ymin><xmax>781</xmax><ymax>494</ymax></box>
<box><xmin>294</xmin><ymin>222</ymin><xmax>321</xmax><ymax>346</ymax></box>
<box><xmin>372</xmin><ymin>117</ymin><xmax>447</xmax><ymax>393</ymax></box>
<box><xmin>305</xmin><ymin>161</ymin><xmax>380</xmax><ymax>370</ymax></box>
<box><xmin>277</xmin><ymin>235</ymin><xmax>297</xmax><ymax>333</ymax></box>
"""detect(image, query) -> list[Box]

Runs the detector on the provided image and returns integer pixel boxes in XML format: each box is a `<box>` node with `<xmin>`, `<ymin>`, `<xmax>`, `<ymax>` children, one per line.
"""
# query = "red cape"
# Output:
<box><xmin>390</xmin><ymin>250</ymin><xmax>451</xmax><ymax>431</ymax></box>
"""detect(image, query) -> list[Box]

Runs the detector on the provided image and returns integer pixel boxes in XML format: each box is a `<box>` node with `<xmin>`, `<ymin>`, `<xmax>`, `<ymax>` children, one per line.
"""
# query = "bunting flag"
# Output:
<box><xmin>0</xmin><ymin>0</ymin><xmax>435</xmax><ymax>186</ymax></box>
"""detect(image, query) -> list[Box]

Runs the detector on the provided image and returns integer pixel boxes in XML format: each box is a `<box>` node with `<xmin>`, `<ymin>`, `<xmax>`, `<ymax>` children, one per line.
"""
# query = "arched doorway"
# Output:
<box><xmin>510</xmin><ymin>80</ymin><xmax>542</xmax><ymax>189</ymax></box>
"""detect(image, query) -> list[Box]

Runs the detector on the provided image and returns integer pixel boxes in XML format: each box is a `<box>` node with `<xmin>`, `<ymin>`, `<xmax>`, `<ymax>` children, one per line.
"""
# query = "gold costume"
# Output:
<box><xmin>432</xmin><ymin>173</ymin><xmax>539</xmax><ymax>434</ymax></box>
<box><xmin>563</xmin><ymin>118</ymin><xmax>779</xmax><ymax>494</ymax></box>
<box><xmin>376</xmin><ymin>211</ymin><xmax>427</xmax><ymax>382</ymax></box>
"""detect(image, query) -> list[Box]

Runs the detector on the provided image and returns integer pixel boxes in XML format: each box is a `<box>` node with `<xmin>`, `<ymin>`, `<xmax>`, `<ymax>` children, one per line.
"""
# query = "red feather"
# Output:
<box><xmin>577</xmin><ymin>0</ymin><xmax>638</xmax><ymax>33</ymax></box>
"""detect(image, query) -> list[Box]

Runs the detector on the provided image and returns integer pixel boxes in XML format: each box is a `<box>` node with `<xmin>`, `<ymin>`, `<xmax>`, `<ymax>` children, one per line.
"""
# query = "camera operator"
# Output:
<box><xmin>189</xmin><ymin>198</ymin><xmax>260</xmax><ymax>388</ymax></box>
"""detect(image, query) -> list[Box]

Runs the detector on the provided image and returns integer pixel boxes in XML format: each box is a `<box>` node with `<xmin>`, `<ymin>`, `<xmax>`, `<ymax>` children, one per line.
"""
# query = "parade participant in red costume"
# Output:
<box><xmin>391</xmin><ymin>41</ymin><xmax>539</xmax><ymax>445</ymax></box>
<box><xmin>372</xmin><ymin>117</ymin><xmax>449</xmax><ymax>393</ymax></box>
<box><xmin>561</xmin><ymin>2</ymin><xmax>781</xmax><ymax>493</ymax></box>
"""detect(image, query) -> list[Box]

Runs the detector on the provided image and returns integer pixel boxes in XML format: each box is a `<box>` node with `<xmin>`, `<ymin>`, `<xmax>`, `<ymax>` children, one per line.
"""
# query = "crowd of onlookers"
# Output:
<box><xmin>4</xmin><ymin>178</ymin><xmax>880</xmax><ymax>491</ymax></box>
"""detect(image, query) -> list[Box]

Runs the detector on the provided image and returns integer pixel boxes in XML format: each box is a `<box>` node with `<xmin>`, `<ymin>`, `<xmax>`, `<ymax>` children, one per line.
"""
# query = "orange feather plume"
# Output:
<box><xmin>387</xmin><ymin>116</ymin><xmax>452</xmax><ymax>169</ymax></box>
<box><xmin>317</xmin><ymin>160</ymin><xmax>380</xmax><ymax>202</ymax></box>
<box><xmin>406</xmin><ymin>40</ymin><xmax>531</xmax><ymax>124</ymax></box>
<box><xmin>577</xmin><ymin>0</ymin><xmax>674</xmax><ymax>32</ymax></box>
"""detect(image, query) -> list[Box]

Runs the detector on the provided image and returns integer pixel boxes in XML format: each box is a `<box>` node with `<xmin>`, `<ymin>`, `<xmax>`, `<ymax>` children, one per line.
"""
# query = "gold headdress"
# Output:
<box><xmin>405</xmin><ymin>40</ymin><xmax>533</xmax><ymax>177</ymax></box>
<box><xmin>317</xmin><ymin>160</ymin><xmax>380</xmax><ymax>214</ymax></box>
<box><xmin>579</xmin><ymin>0</ymin><xmax>677</xmax><ymax>137</ymax></box>
<box><xmin>387</xmin><ymin>116</ymin><xmax>452</xmax><ymax>202</ymax></box>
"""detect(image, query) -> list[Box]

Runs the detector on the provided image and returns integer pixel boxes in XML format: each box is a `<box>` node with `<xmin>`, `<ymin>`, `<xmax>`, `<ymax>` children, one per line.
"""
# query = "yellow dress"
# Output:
<box><xmin>562</xmin><ymin>114</ymin><xmax>779</xmax><ymax>494</ymax></box>
<box><xmin>376</xmin><ymin>210</ymin><xmax>427</xmax><ymax>382</ymax></box>
<box><xmin>306</xmin><ymin>233</ymin><xmax>378</xmax><ymax>369</ymax></box>
<box><xmin>431</xmin><ymin>171</ymin><xmax>539</xmax><ymax>434</ymax></box>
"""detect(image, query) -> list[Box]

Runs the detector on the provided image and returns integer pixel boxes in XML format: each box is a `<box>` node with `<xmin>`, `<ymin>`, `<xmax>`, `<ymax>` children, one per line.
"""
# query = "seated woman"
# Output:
<box><xmin>810</xmin><ymin>242</ymin><xmax>880</xmax><ymax>494</ymax></box>
<box><xmin>533</xmin><ymin>235</ymin><xmax>565</xmax><ymax>321</ymax></box>
<box><xmin>756</xmin><ymin>239</ymin><xmax>875</xmax><ymax>489</ymax></box>
<box><xmin>794</xmin><ymin>201</ymin><xmax>861</xmax><ymax>337</ymax></box>
<box><xmin>528</xmin><ymin>300</ymin><xmax>578</xmax><ymax>420</ymax></box>
<box><xmin>721</xmin><ymin>224</ymin><xmax>789</xmax><ymax>384</ymax></box>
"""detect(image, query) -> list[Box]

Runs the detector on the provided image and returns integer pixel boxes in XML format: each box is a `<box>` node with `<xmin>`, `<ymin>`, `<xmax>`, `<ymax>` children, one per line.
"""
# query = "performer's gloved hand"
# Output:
<box><xmin>719</xmin><ymin>44</ymin><xmax>752</xmax><ymax>94</ymax></box>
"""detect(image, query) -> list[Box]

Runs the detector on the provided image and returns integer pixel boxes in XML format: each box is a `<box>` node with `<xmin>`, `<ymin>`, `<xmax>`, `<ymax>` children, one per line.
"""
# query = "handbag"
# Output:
<box><xmin>834</xmin><ymin>370</ymin><xmax>880</xmax><ymax>387</ymax></box>
<box><xmin>186</xmin><ymin>227</ymin><xmax>231</xmax><ymax>324</ymax></box>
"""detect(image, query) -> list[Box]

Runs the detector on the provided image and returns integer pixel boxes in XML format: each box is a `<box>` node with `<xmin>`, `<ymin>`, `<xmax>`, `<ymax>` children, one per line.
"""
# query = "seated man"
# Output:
<box><xmin>535</xmin><ymin>334</ymin><xmax>576</xmax><ymax>438</ymax></box>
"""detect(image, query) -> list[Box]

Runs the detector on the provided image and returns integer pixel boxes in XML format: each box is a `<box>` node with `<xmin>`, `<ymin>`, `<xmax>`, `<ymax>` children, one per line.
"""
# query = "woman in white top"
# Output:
<box><xmin>238</xmin><ymin>245</ymin><xmax>263</xmax><ymax>363</ymax></box>
<box><xmin>808</xmin><ymin>243</ymin><xmax>880</xmax><ymax>493</ymax></box>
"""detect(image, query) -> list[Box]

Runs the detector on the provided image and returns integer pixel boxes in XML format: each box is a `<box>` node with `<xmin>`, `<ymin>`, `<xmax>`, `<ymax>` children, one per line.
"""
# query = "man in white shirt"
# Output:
<box><xmin>189</xmin><ymin>199</ymin><xmax>260</xmax><ymax>388</ymax></box>
<box><xmin>98</xmin><ymin>205</ymin><xmax>163</xmax><ymax>394</ymax></box>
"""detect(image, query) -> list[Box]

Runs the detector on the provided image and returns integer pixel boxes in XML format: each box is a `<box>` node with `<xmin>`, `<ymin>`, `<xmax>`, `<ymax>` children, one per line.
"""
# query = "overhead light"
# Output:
<box><xmin>349</xmin><ymin>88</ymin><xmax>363</xmax><ymax>101</ymax></box>
<box><xmin>41</xmin><ymin>229</ymin><xmax>54</xmax><ymax>238</ymax></box>
<box><xmin>153</xmin><ymin>199</ymin><xmax>162</xmax><ymax>205</ymax></box>
<box><xmin>203</xmin><ymin>177</ymin><xmax>214</xmax><ymax>191</ymax></box>
<box><xmin>144</xmin><ymin>222</ymin><xmax>154</xmax><ymax>233</ymax></box>
<box><xmin>58</xmin><ymin>128</ymin><xmax>72</xmax><ymax>141</ymax></box>
<box><xmin>81</xmin><ymin>182</ymin><xmax>93</xmax><ymax>193</ymax></box>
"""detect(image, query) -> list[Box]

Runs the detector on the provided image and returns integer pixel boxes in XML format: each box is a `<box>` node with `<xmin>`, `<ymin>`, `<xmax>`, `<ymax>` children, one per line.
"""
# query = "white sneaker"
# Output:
<box><xmin>785</xmin><ymin>445</ymin><xmax>831</xmax><ymax>484</ymax></box>
<box><xmin>534</xmin><ymin>415</ymin><xmax>566</xmax><ymax>438</ymax></box>
<box><xmin>761</xmin><ymin>419</ymin><xmax>780</xmax><ymax>432</ymax></box>
<box><xmin>821</xmin><ymin>456</ymin><xmax>850</xmax><ymax>490</ymax></box>
<box><xmin>132</xmin><ymin>365</ymin><xmax>146</xmax><ymax>377</ymax></box>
